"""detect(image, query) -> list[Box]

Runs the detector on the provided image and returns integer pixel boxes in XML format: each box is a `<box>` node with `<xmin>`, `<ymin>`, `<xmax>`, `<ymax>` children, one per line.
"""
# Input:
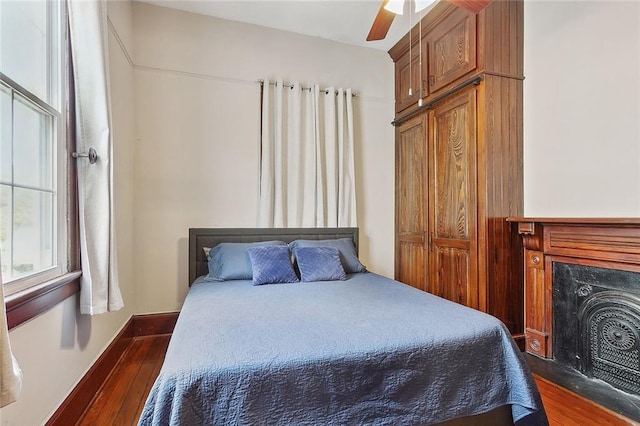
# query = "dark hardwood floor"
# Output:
<box><xmin>78</xmin><ymin>335</ymin><xmax>170</xmax><ymax>426</ymax></box>
<box><xmin>77</xmin><ymin>334</ymin><xmax>636</xmax><ymax>426</ymax></box>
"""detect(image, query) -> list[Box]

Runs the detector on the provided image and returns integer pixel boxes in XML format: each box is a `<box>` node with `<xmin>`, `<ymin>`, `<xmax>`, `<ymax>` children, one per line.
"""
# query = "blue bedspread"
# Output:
<box><xmin>139</xmin><ymin>273</ymin><xmax>546</xmax><ymax>425</ymax></box>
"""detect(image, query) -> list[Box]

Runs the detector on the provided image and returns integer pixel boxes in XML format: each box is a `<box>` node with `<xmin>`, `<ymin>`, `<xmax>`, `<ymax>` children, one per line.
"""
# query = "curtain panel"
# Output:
<box><xmin>0</xmin><ymin>270</ymin><xmax>22</xmax><ymax>408</ymax></box>
<box><xmin>68</xmin><ymin>0</ymin><xmax>123</xmax><ymax>315</ymax></box>
<box><xmin>258</xmin><ymin>79</ymin><xmax>357</xmax><ymax>228</ymax></box>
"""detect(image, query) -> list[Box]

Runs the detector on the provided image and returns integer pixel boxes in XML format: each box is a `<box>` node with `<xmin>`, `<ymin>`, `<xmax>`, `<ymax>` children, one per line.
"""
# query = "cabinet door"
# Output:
<box><xmin>427</xmin><ymin>8</ymin><xmax>476</xmax><ymax>93</ymax></box>
<box><xmin>395</xmin><ymin>40</ymin><xmax>428</xmax><ymax>114</ymax></box>
<box><xmin>395</xmin><ymin>114</ymin><xmax>428</xmax><ymax>291</ymax></box>
<box><xmin>428</xmin><ymin>88</ymin><xmax>478</xmax><ymax>307</ymax></box>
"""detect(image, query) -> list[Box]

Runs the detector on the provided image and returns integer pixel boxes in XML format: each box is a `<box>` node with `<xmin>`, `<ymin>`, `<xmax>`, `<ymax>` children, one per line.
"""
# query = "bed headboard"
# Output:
<box><xmin>188</xmin><ymin>227</ymin><xmax>359</xmax><ymax>284</ymax></box>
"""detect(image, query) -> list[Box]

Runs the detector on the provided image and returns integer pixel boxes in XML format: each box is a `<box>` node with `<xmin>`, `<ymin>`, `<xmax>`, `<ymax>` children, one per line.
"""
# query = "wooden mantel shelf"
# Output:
<box><xmin>508</xmin><ymin>217</ymin><xmax>640</xmax><ymax>226</ymax></box>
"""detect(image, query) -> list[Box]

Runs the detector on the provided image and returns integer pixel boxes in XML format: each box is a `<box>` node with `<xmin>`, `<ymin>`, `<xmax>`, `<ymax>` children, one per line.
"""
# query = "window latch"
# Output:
<box><xmin>72</xmin><ymin>147</ymin><xmax>98</xmax><ymax>164</ymax></box>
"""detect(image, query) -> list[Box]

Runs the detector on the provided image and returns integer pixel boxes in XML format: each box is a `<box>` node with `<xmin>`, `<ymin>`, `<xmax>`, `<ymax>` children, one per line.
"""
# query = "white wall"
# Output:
<box><xmin>524</xmin><ymin>0</ymin><xmax>640</xmax><ymax>216</ymax></box>
<box><xmin>0</xmin><ymin>2</ymin><xmax>136</xmax><ymax>424</ymax></box>
<box><xmin>132</xmin><ymin>2</ymin><xmax>395</xmax><ymax>313</ymax></box>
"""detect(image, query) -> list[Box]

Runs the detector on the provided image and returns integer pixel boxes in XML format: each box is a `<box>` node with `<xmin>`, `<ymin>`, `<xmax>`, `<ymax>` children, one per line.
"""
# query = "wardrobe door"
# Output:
<box><xmin>427</xmin><ymin>8</ymin><xmax>476</xmax><ymax>93</ymax></box>
<box><xmin>428</xmin><ymin>88</ymin><xmax>478</xmax><ymax>307</ymax></box>
<box><xmin>395</xmin><ymin>114</ymin><xmax>428</xmax><ymax>291</ymax></box>
<box><xmin>395</xmin><ymin>41</ymin><xmax>428</xmax><ymax>114</ymax></box>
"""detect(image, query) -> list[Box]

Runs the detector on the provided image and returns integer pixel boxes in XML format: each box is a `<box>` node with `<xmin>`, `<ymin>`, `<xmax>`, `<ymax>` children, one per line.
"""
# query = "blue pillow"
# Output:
<box><xmin>294</xmin><ymin>246</ymin><xmax>347</xmax><ymax>282</ymax></box>
<box><xmin>205</xmin><ymin>241</ymin><xmax>287</xmax><ymax>281</ymax></box>
<box><xmin>289</xmin><ymin>238</ymin><xmax>366</xmax><ymax>274</ymax></box>
<box><xmin>247</xmin><ymin>246</ymin><xmax>299</xmax><ymax>285</ymax></box>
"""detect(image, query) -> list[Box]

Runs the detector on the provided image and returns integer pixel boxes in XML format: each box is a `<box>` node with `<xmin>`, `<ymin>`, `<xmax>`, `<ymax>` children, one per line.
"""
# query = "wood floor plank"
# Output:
<box><xmin>78</xmin><ymin>337</ymin><xmax>155</xmax><ymax>426</ymax></box>
<box><xmin>533</xmin><ymin>375</ymin><xmax>637</xmax><ymax>426</ymax></box>
<box><xmin>133</xmin><ymin>336</ymin><xmax>171</xmax><ymax>422</ymax></box>
<box><xmin>114</xmin><ymin>335</ymin><xmax>170</xmax><ymax>424</ymax></box>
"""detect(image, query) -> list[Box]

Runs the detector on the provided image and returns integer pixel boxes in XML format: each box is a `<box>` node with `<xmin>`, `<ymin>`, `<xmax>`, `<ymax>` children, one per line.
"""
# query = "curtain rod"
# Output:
<box><xmin>257</xmin><ymin>79</ymin><xmax>356</xmax><ymax>97</ymax></box>
<box><xmin>391</xmin><ymin>75</ymin><xmax>484</xmax><ymax>126</ymax></box>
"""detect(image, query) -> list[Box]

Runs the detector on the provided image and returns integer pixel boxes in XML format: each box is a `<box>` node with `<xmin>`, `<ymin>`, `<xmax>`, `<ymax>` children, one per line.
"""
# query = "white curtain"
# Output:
<box><xmin>68</xmin><ymin>0</ymin><xmax>123</xmax><ymax>315</ymax></box>
<box><xmin>0</xmin><ymin>269</ymin><xmax>22</xmax><ymax>408</ymax></box>
<box><xmin>258</xmin><ymin>79</ymin><xmax>357</xmax><ymax>227</ymax></box>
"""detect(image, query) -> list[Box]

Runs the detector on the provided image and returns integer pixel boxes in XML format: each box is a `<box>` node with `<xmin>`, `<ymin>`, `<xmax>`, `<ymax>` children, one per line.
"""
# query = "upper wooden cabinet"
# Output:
<box><xmin>389</xmin><ymin>1</ymin><xmax>523</xmax><ymax>117</ymax></box>
<box><xmin>395</xmin><ymin>42</ymin><xmax>428</xmax><ymax>113</ymax></box>
<box><xmin>426</xmin><ymin>8</ymin><xmax>476</xmax><ymax>92</ymax></box>
<box><xmin>390</xmin><ymin>1</ymin><xmax>524</xmax><ymax>337</ymax></box>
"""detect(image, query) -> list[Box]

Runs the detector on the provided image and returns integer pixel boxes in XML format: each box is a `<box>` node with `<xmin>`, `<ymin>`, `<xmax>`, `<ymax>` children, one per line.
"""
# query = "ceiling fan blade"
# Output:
<box><xmin>367</xmin><ymin>0</ymin><xmax>396</xmax><ymax>41</ymax></box>
<box><xmin>446</xmin><ymin>0</ymin><xmax>493</xmax><ymax>14</ymax></box>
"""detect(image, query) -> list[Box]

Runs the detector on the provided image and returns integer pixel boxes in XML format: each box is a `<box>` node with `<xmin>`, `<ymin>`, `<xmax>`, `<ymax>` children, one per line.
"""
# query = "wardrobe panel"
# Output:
<box><xmin>429</xmin><ymin>88</ymin><xmax>478</xmax><ymax>312</ymax></box>
<box><xmin>395</xmin><ymin>115</ymin><xmax>428</xmax><ymax>291</ymax></box>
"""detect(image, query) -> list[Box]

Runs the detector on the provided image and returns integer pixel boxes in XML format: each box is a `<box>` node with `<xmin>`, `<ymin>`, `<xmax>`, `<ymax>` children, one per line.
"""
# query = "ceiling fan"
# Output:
<box><xmin>367</xmin><ymin>0</ymin><xmax>493</xmax><ymax>41</ymax></box>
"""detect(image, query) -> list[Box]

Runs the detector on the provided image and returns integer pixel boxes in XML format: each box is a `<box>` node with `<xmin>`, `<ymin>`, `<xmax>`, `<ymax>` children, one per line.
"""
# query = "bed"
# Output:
<box><xmin>139</xmin><ymin>228</ymin><xmax>547</xmax><ymax>425</ymax></box>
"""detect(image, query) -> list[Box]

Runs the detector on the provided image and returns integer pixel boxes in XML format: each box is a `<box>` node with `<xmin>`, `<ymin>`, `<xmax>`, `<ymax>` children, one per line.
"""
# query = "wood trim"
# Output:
<box><xmin>543</xmin><ymin>224</ymin><xmax>640</xmax><ymax>263</ymax></box>
<box><xmin>46</xmin><ymin>318</ymin><xmax>134</xmax><ymax>426</ymax></box>
<box><xmin>507</xmin><ymin>217</ymin><xmax>640</xmax><ymax>225</ymax></box>
<box><xmin>6</xmin><ymin>271</ymin><xmax>81</xmax><ymax>330</ymax></box>
<box><xmin>133</xmin><ymin>312</ymin><xmax>179</xmax><ymax>336</ymax></box>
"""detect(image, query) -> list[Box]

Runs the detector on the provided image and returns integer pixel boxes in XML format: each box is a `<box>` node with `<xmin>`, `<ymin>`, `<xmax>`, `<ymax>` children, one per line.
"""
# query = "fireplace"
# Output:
<box><xmin>553</xmin><ymin>263</ymin><xmax>640</xmax><ymax>396</ymax></box>
<box><xmin>509</xmin><ymin>217</ymin><xmax>640</xmax><ymax>422</ymax></box>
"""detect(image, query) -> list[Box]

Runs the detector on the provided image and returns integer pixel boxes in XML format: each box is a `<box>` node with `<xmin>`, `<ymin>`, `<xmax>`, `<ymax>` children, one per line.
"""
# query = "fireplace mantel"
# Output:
<box><xmin>507</xmin><ymin>217</ymin><xmax>640</xmax><ymax>358</ymax></box>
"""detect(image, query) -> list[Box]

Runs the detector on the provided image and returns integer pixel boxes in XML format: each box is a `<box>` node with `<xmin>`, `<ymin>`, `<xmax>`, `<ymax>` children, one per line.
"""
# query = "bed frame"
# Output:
<box><xmin>188</xmin><ymin>227</ymin><xmax>359</xmax><ymax>284</ymax></box>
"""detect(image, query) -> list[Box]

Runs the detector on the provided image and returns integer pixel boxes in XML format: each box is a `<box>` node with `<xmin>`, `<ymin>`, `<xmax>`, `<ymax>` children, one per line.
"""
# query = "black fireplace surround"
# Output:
<box><xmin>553</xmin><ymin>262</ymin><xmax>640</xmax><ymax>401</ymax></box>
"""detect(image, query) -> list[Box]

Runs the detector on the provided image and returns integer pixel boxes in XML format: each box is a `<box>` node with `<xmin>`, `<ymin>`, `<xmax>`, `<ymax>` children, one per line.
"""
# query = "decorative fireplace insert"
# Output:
<box><xmin>553</xmin><ymin>262</ymin><xmax>640</xmax><ymax>395</ymax></box>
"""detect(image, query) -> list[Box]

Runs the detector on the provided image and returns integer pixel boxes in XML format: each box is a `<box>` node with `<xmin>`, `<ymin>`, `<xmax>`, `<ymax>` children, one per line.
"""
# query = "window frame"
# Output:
<box><xmin>3</xmin><ymin>2</ymin><xmax>80</xmax><ymax>329</ymax></box>
<box><xmin>1</xmin><ymin>73</ymin><xmax>64</xmax><ymax>290</ymax></box>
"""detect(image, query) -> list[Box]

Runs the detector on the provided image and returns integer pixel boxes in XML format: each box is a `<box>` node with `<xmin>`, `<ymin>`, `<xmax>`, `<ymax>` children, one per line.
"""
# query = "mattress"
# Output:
<box><xmin>139</xmin><ymin>273</ymin><xmax>546</xmax><ymax>425</ymax></box>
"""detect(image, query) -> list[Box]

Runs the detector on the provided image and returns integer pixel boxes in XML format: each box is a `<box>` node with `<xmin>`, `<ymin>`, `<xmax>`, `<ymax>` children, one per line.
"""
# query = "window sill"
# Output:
<box><xmin>5</xmin><ymin>270</ymin><xmax>82</xmax><ymax>330</ymax></box>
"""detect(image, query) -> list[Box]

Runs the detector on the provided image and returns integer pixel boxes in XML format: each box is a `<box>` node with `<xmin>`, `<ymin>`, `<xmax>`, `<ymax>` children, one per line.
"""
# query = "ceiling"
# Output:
<box><xmin>137</xmin><ymin>0</ymin><xmax>429</xmax><ymax>52</ymax></box>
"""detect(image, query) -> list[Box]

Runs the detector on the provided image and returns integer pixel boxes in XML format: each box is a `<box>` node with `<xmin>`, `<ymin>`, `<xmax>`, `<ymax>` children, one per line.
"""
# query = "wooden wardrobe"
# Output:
<box><xmin>390</xmin><ymin>0</ymin><xmax>524</xmax><ymax>336</ymax></box>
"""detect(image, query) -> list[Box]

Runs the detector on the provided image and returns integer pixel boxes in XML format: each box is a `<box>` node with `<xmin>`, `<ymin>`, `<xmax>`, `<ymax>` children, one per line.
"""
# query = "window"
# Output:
<box><xmin>1</xmin><ymin>0</ymin><xmax>73</xmax><ymax>301</ymax></box>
